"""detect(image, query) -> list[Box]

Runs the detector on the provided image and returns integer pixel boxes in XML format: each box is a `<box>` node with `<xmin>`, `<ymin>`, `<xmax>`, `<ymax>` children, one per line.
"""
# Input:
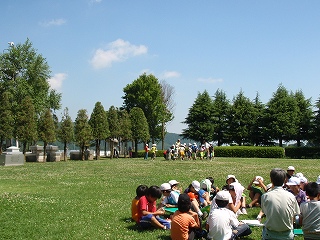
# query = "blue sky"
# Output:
<box><xmin>1</xmin><ymin>1</ymin><xmax>320</xmax><ymax>134</ymax></box>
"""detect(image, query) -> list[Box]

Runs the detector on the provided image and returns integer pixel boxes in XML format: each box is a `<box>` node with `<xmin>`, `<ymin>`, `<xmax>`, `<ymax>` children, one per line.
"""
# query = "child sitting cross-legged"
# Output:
<box><xmin>158</xmin><ymin>183</ymin><xmax>180</xmax><ymax>208</ymax></box>
<box><xmin>137</xmin><ymin>185</ymin><xmax>171</xmax><ymax>230</ymax></box>
<box><xmin>206</xmin><ymin>190</ymin><xmax>252</xmax><ymax>240</ymax></box>
<box><xmin>170</xmin><ymin>193</ymin><xmax>201</xmax><ymax>240</ymax></box>
<box><xmin>131</xmin><ymin>185</ymin><xmax>148</xmax><ymax>222</ymax></box>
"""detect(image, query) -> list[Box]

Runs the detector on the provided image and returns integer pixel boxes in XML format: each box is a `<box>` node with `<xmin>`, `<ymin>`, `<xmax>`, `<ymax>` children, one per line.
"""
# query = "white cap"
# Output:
<box><xmin>316</xmin><ymin>175</ymin><xmax>320</xmax><ymax>184</ymax></box>
<box><xmin>287</xmin><ymin>166</ymin><xmax>295</xmax><ymax>171</ymax></box>
<box><xmin>253</xmin><ymin>176</ymin><xmax>264</xmax><ymax>184</ymax></box>
<box><xmin>169</xmin><ymin>180</ymin><xmax>179</xmax><ymax>186</ymax></box>
<box><xmin>152</xmin><ymin>143</ymin><xmax>156</xmax><ymax>146</ymax></box>
<box><xmin>191</xmin><ymin>180</ymin><xmax>200</xmax><ymax>192</ymax></box>
<box><xmin>295</xmin><ymin>172</ymin><xmax>304</xmax><ymax>178</ymax></box>
<box><xmin>299</xmin><ymin>177</ymin><xmax>308</xmax><ymax>183</ymax></box>
<box><xmin>160</xmin><ymin>183</ymin><xmax>171</xmax><ymax>191</ymax></box>
<box><xmin>216</xmin><ymin>190</ymin><xmax>231</xmax><ymax>201</ymax></box>
<box><xmin>226</xmin><ymin>175</ymin><xmax>238</xmax><ymax>183</ymax></box>
<box><xmin>286</xmin><ymin>177</ymin><xmax>300</xmax><ymax>186</ymax></box>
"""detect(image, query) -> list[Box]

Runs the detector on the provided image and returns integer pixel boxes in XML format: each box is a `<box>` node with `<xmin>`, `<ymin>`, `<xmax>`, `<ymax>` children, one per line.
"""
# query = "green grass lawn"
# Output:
<box><xmin>0</xmin><ymin>157</ymin><xmax>318</xmax><ymax>239</ymax></box>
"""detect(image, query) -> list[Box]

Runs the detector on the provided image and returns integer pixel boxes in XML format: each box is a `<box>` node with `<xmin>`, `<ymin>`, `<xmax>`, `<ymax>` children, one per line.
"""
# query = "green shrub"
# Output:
<box><xmin>285</xmin><ymin>147</ymin><xmax>320</xmax><ymax>159</ymax></box>
<box><xmin>215</xmin><ymin>146</ymin><xmax>285</xmax><ymax>158</ymax></box>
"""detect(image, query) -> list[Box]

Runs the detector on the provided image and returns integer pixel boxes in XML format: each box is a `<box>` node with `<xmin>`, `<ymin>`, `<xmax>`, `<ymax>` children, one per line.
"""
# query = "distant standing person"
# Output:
<box><xmin>261</xmin><ymin>168</ymin><xmax>300</xmax><ymax>240</ymax></box>
<box><xmin>144</xmin><ymin>144</ymin><xmax>149</xmax><ymax>160</ymax></box>
<box><xmin>208</xmin><ymin>144</ymin><xmax>214</xmax><ymax>160</ymax></box>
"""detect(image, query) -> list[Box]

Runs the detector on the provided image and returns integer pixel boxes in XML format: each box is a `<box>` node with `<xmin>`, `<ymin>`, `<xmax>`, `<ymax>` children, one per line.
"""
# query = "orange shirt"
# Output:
<box><xmin>131</xmin><ymin>198</ymin><xmax>139</xmax><ymax>222</ymax></box>
<box><xmin>170</xmin><ymin>211</ymin><xmax>198</xmax><ymax>240</ymax></box>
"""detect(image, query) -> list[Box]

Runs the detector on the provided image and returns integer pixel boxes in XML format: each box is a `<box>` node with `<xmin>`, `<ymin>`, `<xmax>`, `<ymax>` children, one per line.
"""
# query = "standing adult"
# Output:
<box><xmin>261</xmin><ymin>168</ymin><xmax>300</xmax><ymax>240</ymax></box>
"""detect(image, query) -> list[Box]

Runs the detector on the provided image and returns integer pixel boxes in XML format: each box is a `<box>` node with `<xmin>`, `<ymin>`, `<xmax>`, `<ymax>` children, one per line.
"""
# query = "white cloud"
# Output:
<box><xmin>197</xmin><ymin>77</ymin><xmax>223</xmax><ymax>83</ymax></box>
<box><xmin>48</xmin><ymin>73</ymin><xmax>67</xmax><ymax>90</ymax></box>
<box><xmin>162</xmin><ymin>71</ymin><xmax>181</xmax><ymax>79</ymax></box>
<box><xmin>40</xmin><ymin>18</ymin><xmax>66</xmax><ymax>27</ymax></box>
<box><xmin>90</xmin><ymin>39</ymin><xmax>148</xmax><ymax>69</ymax></box>
<box><xmin>90</xmin><ymin>0</ymin><xmax>102</xmax><ymax>3</ymax></box>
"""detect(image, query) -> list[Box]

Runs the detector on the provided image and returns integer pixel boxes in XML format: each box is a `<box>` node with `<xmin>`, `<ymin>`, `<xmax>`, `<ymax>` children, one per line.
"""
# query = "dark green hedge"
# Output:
<box><xmin>214</xmin><ymin>146</ymin><xmax>285</xmax><ymax>158</ymax></box>
<box><xmin>284</xmin><ymin>147</ymin><xmax>320</xmax><ymax>159</ymax></box>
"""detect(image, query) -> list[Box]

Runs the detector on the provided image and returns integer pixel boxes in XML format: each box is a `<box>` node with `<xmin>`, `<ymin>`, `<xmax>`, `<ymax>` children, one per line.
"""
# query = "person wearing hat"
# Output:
<box><xmin>225</xmin><ymin>175</ymin><xmax>247</xmax><ymax>215</ymax></box>
<box><xmin>247</xmin><ymin>176</ymin><xmax>267</xmax><ymax>208</ymax></box>
<box><xmin>169</xmin><ymin>180</ymin><xmax>182</xmax><ymax>194</ymax></box>
<box><xmin>184</xmin><ymin>180</ymin><xmax>208</xmax><ymax>218</ymax></box>
<box><xmin>286</xmin><ymin>176</ymin><xmax>307</xmax><ymax>206</ymax></box>
<box><xmin>206</xmin><ymin>191</ymin><xmax>252</xmax><ymax>240</ymax></box>
<box><xmin>159</xmin><ymin>183</ymin><xmax>180</xmax><ymax>208</ymax></box>
<box><xmin>261</xmin><ymin>168</ymin><xmax>300</xmax><ymax>240</ymax></box>
<box><xmin>150</xmin><ymin>143</ymin><xmax>157</xmax><ymax>160</ymax></box>
<box><xmin>170</xmin><ymin>193</ymin><xmax>201</xmax><ymax>240</ymax></box>
<box><xmin>144</xmin><ymin>143</ymin><xmax>149</xmax><ymax>160</ymax></box>
<box><xmin>287</xmin><ymin>166</ymin><xmax>295</xmax><ymax>179</ymax></box>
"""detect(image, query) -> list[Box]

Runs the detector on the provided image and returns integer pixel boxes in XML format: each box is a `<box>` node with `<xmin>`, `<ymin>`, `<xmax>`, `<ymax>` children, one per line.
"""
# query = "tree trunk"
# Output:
<box><xmin>296</xmin><ymin>138</ymin><xmax>301</xmax><ymax>147</ymax></box>
<box><xmin>95</xmin><ymin>139</ymin><xmax>100</xmax><ymax>160</ymax></box>
<box><xmin>161</xmin><ymin>122</ymin><xmax>165</xmax><ymax>150</ymax></box>
<box><xmin>43</xmin><ymin>141</ymin><xmax>47</xmax><ymax>162</ymax></box>
<box><xmin>63</xmin><ymin>141</ymin><xmax>67</xmax><ymax>161</ymax></box>
<box><xmin>279</xmin><ymin>137</ymin><xmax>283</xmax><ymax>147</ymax></box>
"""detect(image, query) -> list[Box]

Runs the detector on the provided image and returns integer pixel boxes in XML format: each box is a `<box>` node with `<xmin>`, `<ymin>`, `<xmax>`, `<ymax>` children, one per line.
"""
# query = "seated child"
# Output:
<box><xmin>286</xmin><ymin>176</ymin><xmax>307</xmax><ymax>206</ymax></box>
<box><xmin>300</xmin><ymin>182</ymin><xmax>320</xmax><ymax>240</ymax></box>
<box><xmin>170</xmin><ymin>193</ymin><xmax>201</xmax><ymax>240</ymax></box>
<box><xmin>169</xmin><ymin>180</ymin><xmax>181</xmax><ymax>193</ymax></box>
<box><xmin>184</xmin><ymin>180</ymin><xmax>207</xmax><ymax>218</ymax></box>
<box><xmin>206</xmin><ymin>177</ymin><xmax>219</xmax><ymax>200</ymax></box>
<box><xmin>159</xmin><ymin>183</ymin><xmax>180</xmax><ymax>208</ymax></box>
<box><xmin>247</xmin><ymin>176</ymin><xmax>267</xmax><ymax>208</ymax></box>
<box><xmin>137</xmin><ymin>185</ymin><xmax>171</xmax><ymax>230</ymax></box>
<box><xmin>206</xmin><ymin>191</ymin><xmax>252</xmax><ymax>240</ymax></box>
<box><xmin>131</xmin><ymin>185</ymin><xmax>148</xmax><ymax>222</ymax></box>
<box><xmin>225</xmin><ymin>175</ymin><xmax>247</xmax><ymax>214</ymax></box>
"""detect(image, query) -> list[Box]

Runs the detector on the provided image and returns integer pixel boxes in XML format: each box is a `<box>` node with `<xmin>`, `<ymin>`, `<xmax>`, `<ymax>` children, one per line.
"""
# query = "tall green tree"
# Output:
<box><xmin>0</xmin><ymin>39</ymin><xmax>61</xmax><ymax>115</ymax></box>
<box><xmin>249</xmin><ymin>93</ymin><xmax>269</xmax><ymax>146</ymax></box>
<box><xmin>312</xmin><ymin>97</ymin><xmax>320</xmax><ymax>145</ymax></box>
<box><xmin>129</xmin><ymin>107</ymin><xmax>150</xmax><ymax>155</ymax></box>
<box><xmin>211</xmin><ymin>89</ymin><xmax>231</xmax><ymax>146</ymax></box>
<box><xmin>15</xmin><ymin>96</ymin><xmax>38</xmax><ymax>154</ymax></box>
<box><xmin>293</xmin><ymin>90</ymin><xmax>313</xmax><ymax>147</ymax></box>
<box><xmin>74</xmin><ymin>109</ymin><xmax>93</xmax><ymax>160</ymax></box>
<box><xmin>58</xmin><ymin>108</ymin><xmax>74</xmax><ymax>161</ymax></box>
<box><xmin>0</xmin><ymin>91</ymin><xmax>14</xmax><ymax>153</ymax></box>
<box><xmin>266</xmin><ymin>85</ymin><xmax>299</xmax><ymax>147</ymax></box>
<box><xmin>118</xmin><ymin>110</ymin><xmax>132</xmax><ymax>157</ymax></box>
<box><xmin>182</xmin><ymin>90</ymin><xmax>214</xmax><ymax>143</ymax></box>
<box><xmin>228</xmin><ymin>90</ymin><xmax>255</xmax><ymax>145</ymax></box>
<box><xmin>123</xmin><ymin>73</ymin><xmax>166</xmax><ymax>143</ymax></box>
<box><xmin>89</xmin><ymin>102</ymin><xmax>109</xmax><ymax>160</ymax></box>
<box><xmin>38</xmin><ymin>109</ymin><xmax>56</xmax><ymax>162</ymax></box>
<box><xmin>107</xmin><ymin>106</ymin><xmax>120</xmax><ymax>158</ymax></box>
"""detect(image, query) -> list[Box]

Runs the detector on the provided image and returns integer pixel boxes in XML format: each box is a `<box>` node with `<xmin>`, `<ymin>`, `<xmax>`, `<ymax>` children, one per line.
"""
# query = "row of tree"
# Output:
<box><xmin>182</xmin><ymin>87</ymin><xmax>320</xmax><ymax>147</ymax></box>
<box><xmin>0</xmin><ymin>40</ymin><xmax>175</xmax><ymax>160</ymax></box>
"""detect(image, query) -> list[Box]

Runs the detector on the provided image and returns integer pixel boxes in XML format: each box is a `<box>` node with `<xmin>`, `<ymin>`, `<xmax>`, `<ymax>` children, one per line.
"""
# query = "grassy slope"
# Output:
<box><xmin>0</xmin><ymin>157</ymin><xmax>317</xmax><ymax>239</ymax></box>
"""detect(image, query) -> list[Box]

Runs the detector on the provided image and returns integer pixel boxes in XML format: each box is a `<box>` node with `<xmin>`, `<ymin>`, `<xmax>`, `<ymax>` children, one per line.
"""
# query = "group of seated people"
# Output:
<box><xmin>131</xmin><ymin>166</ymin><xmax>320</xmax><ymax>240</ymax></box>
